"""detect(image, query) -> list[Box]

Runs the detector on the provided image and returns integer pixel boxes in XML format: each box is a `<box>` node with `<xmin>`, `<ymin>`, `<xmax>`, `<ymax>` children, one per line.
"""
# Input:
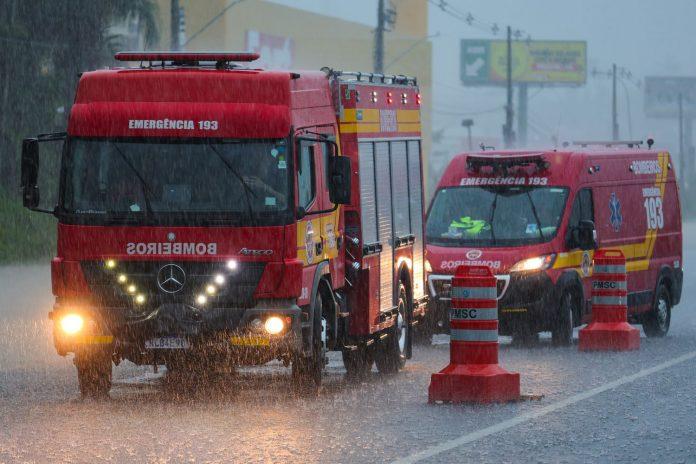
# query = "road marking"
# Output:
<box><xmin>393</xmin><ymin>350</ymin><xmax>696</xmax><ymax>464</ymax></box>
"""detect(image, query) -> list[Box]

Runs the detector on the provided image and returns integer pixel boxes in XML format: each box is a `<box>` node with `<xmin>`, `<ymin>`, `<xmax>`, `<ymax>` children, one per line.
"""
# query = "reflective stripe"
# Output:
<box><xmin>451</xmin><ymin>286</ymin><xmax>497</xmax><ymax>299</ymax></box>
<box><xmin>450</xmin><ymin>308</ymin><xmax>498</xmax><ymax>321</ymax></box>
<box><xmin>594</xmin><ymin>264</ymin><xmax>626</xmax><ymax>274</ymax></box>
<box><xmin>592</xmin><ymin>280</ymin><xmax>627</xmax><ymax>290</ymax></box>
<box><xmin>451</xmin><ymin>329</ymin><xmax>499</xmax><ymax>342</ymax></box>
<box><xmin>592</xmin><ymin>295</ymin><xmax>626</xmax><ymax>306</ymax></box>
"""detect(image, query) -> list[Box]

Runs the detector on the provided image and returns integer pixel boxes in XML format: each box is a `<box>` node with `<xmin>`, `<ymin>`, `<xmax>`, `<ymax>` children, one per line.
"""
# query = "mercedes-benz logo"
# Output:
<box><xmin>167</xmin><ymin>232</ymin><xmax>176</xmax><ymax>242</ymax></box>
<box><xmin>157</xmin><ymin>264</ymin><xmax>186</xmax><ymax>293</ymax></box>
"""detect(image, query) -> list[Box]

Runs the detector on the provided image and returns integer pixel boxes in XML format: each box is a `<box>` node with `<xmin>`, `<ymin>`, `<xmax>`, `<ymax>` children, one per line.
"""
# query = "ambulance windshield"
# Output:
<box><xmin>60</xmin><ymin>138</ymin><xmax>292</xmax><ymax>226</ymax></box>
<box><xmin>426</xmin><ymin>186</ymin><xmax>569</xmax><ymax>247</ymax></box>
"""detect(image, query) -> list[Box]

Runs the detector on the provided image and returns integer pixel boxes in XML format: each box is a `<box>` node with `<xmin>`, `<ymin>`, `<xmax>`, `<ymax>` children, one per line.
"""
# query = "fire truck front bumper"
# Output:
<box><xmin>50</xmin><ymin>299</ymin><xmax>304</xmax><ymax>363</ymax></box>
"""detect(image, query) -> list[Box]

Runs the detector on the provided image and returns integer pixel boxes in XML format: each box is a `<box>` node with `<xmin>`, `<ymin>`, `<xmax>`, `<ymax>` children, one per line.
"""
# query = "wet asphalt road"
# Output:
<box><xmin>1</xmin><ymin>227</ymin><xmax>696</xmax><ymax>463</ymax></box>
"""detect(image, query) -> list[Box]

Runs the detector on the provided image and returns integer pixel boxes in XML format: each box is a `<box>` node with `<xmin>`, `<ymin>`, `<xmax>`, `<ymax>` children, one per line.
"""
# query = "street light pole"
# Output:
<box><xmin>679</xmin><ymin>93</ymin><xmax>685</xmax><ymax>182</ymax></box>
<box><xmin>612</xmin><ymin>63</ymin><xmax>619</xmax><ymax>140</ymax></box>
<box><xmin>503</xmin><ymin>26</ymin><xmax>515</xmax><ymax>148</ymax></box>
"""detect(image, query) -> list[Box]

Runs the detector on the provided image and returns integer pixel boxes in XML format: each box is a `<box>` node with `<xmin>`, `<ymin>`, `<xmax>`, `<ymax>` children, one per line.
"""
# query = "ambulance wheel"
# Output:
<box><xmin>75</xmin><ymin>351</ymin><xmax>112</xmax><ymax>399</ymax></box>
<box><xmin>643</xmin><ymin>283</ymin><xmax>671</xmax><ymax>338</ymax></box>
<box><xmin>342</xmin><ymin>345</ymin><xmax>373</xmax><ymax>380</ymax></box>
<box><xmin>375</xmin><ymin>284</ymin><xmax>410</xmax><ymax>374</ymax></box>
<box><xmin>552</xmin><ymin>291</ymin><xmax>576</xmax><ymax>346</ymax></box>
<box><xmin>292</xmin><ymin>291</ymin><xmax>325</xmax><ymax>390</ymax></box>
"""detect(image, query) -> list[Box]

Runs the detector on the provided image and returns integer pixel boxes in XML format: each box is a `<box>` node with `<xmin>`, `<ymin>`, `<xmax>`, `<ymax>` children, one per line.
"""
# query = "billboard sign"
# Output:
<box><xmin>461</xmin><ymin>40</ymin><xmax>587</xmax><ymax>86</ymax></box>
<box><xmin>245</xmin><ymin>30</ymin><xmax>294</xmax><ymax>70</ymax></box>
<box><xmin>644</xmin><ymin>76</ymin><xmax>696</xmax><ymax>118</ymax></box>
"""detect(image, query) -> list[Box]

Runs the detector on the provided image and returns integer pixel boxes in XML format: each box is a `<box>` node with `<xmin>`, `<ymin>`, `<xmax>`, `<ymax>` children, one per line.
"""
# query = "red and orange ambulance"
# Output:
<box><xmin>425</xmin><ymin>142</ymin><xmax>682</xmax><ymax>344</ymax></box>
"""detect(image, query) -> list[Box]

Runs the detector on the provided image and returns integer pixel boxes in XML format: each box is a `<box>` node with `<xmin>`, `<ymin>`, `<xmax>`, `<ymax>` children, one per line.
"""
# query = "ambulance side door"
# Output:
<box><xmin>565</xmin><ymin>187</ymin><xmax>595</xmax><ymax>315</ymax></box>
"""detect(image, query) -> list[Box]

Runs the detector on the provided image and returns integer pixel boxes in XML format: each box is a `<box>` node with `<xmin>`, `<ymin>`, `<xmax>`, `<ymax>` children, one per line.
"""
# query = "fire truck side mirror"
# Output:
<box><xmin>21</xmin><ymin>138</ymin><xmax>40</xmax><ymax>209</ymax></box>
<box><xmin>328</xmin><ymin>156</ymin><xmax>352</xmax><ymax>205</ymax></box>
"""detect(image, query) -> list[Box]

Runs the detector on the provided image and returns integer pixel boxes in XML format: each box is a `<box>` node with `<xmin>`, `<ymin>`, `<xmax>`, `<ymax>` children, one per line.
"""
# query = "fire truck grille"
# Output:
<box><xmin>81</xmin><ymin>261</ymin><xmax>266</xmax><ymax>309</ymax></box>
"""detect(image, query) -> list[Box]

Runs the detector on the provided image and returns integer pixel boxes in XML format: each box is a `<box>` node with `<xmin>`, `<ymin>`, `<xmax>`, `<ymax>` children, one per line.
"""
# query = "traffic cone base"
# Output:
<box><xmin>428</xmin><ymin>363</ymin><xmax>520</xmax><ymax>404</ymax></box>
<box><xmin>578</xmin><ymin>322</ymin><xmax>640</xmax><ymax>351</ymax></box>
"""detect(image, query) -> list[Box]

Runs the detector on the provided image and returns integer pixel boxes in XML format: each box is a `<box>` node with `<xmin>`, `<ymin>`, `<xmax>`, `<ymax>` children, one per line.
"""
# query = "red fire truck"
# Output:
<box><xmin>20</xmin><ymin>52</ymin><xmax>427</xmax><ymax>396</ymax></box>
<box><xmin>425</xmin><ymin>143</ymin><xmax>682</xmax><ymax>344</ymax></box>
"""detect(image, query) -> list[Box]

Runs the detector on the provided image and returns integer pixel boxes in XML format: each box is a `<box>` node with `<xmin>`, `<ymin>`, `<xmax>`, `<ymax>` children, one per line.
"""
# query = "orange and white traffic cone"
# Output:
<box><xmin>428</xmin><ymin>265</ymin><xmax>520</xmax><ymax>403</ymax></box>
<box><xmin>579</xmin><ymin>249</ymin><xmax>640</xmax><ymax>351</ymax></box>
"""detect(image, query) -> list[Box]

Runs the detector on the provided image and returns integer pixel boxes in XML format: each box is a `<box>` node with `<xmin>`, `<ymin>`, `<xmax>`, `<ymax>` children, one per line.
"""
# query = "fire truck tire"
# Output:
<box><xmin>552</xmin><ymin>291</ymin><xmax>576</xmax><ymax>346</ymax></box>
<box><xmin>643</xmin><ymin>282</ymin><xmax>671</xmax><ymax>338</ymax></box>
<box><xmin>342</xmin><ymin>346</ymin><xmax>374</xmax><ymax>380</ymax></box>
<box><xmin>292</xmin><ymin>290</ymin><xmax>325</xmax><ymax>390</ymax></box>
<box><xmin>375</xmin><ymin>284</ymin><xmax>410</xmax><ymax>374</ymax></box>
<box><xmin>75</xmin><ymin>351</ymin><xmax>112</xmax><ymax>398</ymax></box>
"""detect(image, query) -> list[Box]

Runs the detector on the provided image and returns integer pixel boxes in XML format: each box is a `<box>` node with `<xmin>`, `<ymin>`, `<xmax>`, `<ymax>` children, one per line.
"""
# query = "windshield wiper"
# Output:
<box><xmin>487</xmin><ymin>191</ymin><xmax>498</xmax><ymax>245</ymax></box>
<box><xmin>110</xmin><ymin>142</ymin><xmax>154</xmax><ymax>218</ymax></box>
<box><xmin>525</xmin><ymin>190</ymin><xmax>545</xmax><ymax>240</ymax></box>
<box><xmin>206</xmin><ymin>143</ymin><xmax>257</xmax><ymax>225</ymax></box>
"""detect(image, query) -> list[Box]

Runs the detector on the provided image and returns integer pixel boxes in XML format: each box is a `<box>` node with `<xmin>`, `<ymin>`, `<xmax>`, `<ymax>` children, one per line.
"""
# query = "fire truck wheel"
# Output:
<box><xmin>292</xmin><ymin>291</ymin><xmax>325</xmax><ymax>390</ymax></box>
<box><xmin>74</xmin><ymin>351</ymin><xmax>112</xmax><ymax>399</ymax></box>
<box><xmin>342</xmin><ymin>346</ymin><xmax>374</xmax><ymax>380</ymax></box>
<box><xmin>375</xmin><ymin>284</ymin><xmax>410</xmax><ymax>374</ymax></box>
<box><xmin>552</xmin><ymin>291</ymin><xmax>576</xmax><ymax>346</ymax></box>
<box><xmin>643</xmin><ymin>282</ymin><xmax>671</xmax><ymax>338</ymax></box>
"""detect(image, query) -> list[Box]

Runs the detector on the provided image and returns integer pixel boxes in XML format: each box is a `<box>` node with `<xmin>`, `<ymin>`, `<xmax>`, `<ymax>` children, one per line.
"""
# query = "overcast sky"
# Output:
<box><xmin>270</xmin><ymin>0</ymin><xmax>696</xmax><ymax>154</ymax></box>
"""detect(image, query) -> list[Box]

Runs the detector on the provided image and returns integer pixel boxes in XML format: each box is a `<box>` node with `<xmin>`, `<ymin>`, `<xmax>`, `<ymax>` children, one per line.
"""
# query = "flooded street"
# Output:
<box><xmin>1</xmin><ymin>224</ymin><xmax>695</xmax><ymax>463</ymax></box>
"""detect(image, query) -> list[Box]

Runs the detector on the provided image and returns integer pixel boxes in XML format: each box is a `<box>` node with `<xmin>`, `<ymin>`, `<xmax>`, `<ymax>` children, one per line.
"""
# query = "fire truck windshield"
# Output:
<box><xmin>426</xmin><ymin>186</ymin><xmax>569</xmax><ymax>247</ymax></box>
<box><xmin>60</xmin><ymin>138</ymin><xmax>292</xmax><ymax>226</ymax></box>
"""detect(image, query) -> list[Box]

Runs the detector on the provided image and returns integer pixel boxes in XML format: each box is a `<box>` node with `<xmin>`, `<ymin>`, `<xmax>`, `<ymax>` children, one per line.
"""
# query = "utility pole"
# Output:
<box><xmin>374</xmin><ymin>0</ymin><xmax>385</xmax><ymax>73</ymax></box>
<box><xmin>170</xmin><ymin>0</ymin><xmax>180</xmax><ymax>51</ymax></box>
<box><xmin>518</xmin><ymin>83</ymin><xmax>528</xmax><ymax>147</ymax></box>
<box><xmin>612</xmin><ymin>63</ymin><xmax>619</xmax><ymax>140</ymax></box>
<box><xmin>503</xmin><ymin>26</ymin><xmax>515</xmax><ymax>148</ymax></box>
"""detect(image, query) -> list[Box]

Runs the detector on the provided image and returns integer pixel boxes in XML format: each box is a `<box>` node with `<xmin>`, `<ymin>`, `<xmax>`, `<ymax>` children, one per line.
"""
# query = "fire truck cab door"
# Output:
<box><xmin>297</xmin><ymin>140</ymin><xmax>323</xmax><ymax>267</ymax></box>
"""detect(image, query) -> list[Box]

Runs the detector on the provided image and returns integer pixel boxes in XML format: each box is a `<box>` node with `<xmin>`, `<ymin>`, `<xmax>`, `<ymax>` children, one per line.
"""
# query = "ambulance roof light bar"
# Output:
<box><xmin>467</xmin><ymin>153</ymin><xmax>549</xmax><ymax>173</ymax></box>
<box><xmin>114</xmin><ymin>51</ymin><xmax>259</xmax><ymax>69</ymax></box>
<box><xmin>571</xmin><ymin>140</ymin><xmax>644</xmax><ymax>148</ymax></box>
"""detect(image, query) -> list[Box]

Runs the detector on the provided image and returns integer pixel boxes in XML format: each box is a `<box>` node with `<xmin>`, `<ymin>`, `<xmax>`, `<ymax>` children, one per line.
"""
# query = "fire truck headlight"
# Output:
<box><xmin>105</xmin><ymin>259</ymin><xmax>117</xmax><ymax>269</ymax></box>
<box><xmin>226</xmin><ymin>260</ymin><xmax>238</xmax><ymax>271</ymax></box>
<box><xmin>509</xmin><ymin>254</ymin><xmax>556</xmax><ymax>273</ymax></box>
<box><xmin>214</xmin><ymin>274</ymin><xmax>225</xmax><ymax>285</ymax></box>
<box><xmin>59</xmin><ymin>314</ymin><xmax>84</xmax><ymax>335</ymax></box>
<box><xmin>196</xmin><ymin>294</ymin><xmax>208</xmax><ymax>306</ymax></box>
<box><xmin>264</xmin><ymin>316</ymin><xmax>284</xmax><ymax>335</ymax></box>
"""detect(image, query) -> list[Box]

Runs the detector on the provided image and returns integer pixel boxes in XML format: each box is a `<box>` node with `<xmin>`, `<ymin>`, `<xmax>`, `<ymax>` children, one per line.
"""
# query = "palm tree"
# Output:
<box><xmin>0</xmin><ymin>0</ymin><xmax>159</xmax><ymax>192</ymax></box>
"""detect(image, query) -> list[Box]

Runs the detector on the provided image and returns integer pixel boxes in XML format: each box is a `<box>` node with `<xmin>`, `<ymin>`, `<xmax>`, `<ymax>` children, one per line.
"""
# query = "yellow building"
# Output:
<box><xmin>155</xmin><ymin>0</ymin><xmax>432</xmax><ymax>180</ymax></box>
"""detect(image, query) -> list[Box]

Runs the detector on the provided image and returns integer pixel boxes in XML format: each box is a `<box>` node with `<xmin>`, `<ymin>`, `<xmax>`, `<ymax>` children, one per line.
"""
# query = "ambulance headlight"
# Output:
<box><xmin>59</xmin><ymin>313</ymin><xmax>84</xmax><ymax>335</ymax></box>
<box><xmin>509</xmin><ymin>254</ymin><xmax>556</xmax><ymax>273</ymax></box>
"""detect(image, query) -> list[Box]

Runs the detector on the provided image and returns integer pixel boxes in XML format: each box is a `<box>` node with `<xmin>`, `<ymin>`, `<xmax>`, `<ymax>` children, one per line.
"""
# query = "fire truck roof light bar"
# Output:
<box><xmin>571</xmin><ymin>140</ymin><xmax>644</xmax><ymax>148</ymax></box>
<box><xmin>115</xmin><ymin>51</ymin><xmax>260</xmax><ymax>63</ymax></box>
<box><xmin>322</xmin><ymin>67</ymin><xmax>417</xmax><ymax>86</ymax></box>
<box><xmin>467</xmin><ymin>153</ymin><xmax>549</xmax><ymax>172</ymax></box>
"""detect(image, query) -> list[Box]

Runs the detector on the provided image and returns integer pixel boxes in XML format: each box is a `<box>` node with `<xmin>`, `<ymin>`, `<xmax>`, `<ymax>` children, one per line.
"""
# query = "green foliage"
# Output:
<box><xmin>0</xmin><ymin>187</ymin><xmax>56</xmax><ymax>263</ymax></box>
<box><xmin>0</xmin><ymin>0</ymin><xmax>159</xmax><ymax>263</ymax></box>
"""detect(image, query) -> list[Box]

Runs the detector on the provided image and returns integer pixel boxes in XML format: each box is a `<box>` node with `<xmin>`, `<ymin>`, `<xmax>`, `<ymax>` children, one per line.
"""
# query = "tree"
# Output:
<box><xmin>0</xmin><ymin>0</ymin><xmax>159</xmax><ymax>190</ymax></box>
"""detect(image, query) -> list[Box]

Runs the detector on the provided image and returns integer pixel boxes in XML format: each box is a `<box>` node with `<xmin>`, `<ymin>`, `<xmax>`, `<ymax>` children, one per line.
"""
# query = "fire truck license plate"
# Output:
<box><xmin>144</xmin><ymin>337</ymin><xmax>190</xmax><ymax>349</ymax></box>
